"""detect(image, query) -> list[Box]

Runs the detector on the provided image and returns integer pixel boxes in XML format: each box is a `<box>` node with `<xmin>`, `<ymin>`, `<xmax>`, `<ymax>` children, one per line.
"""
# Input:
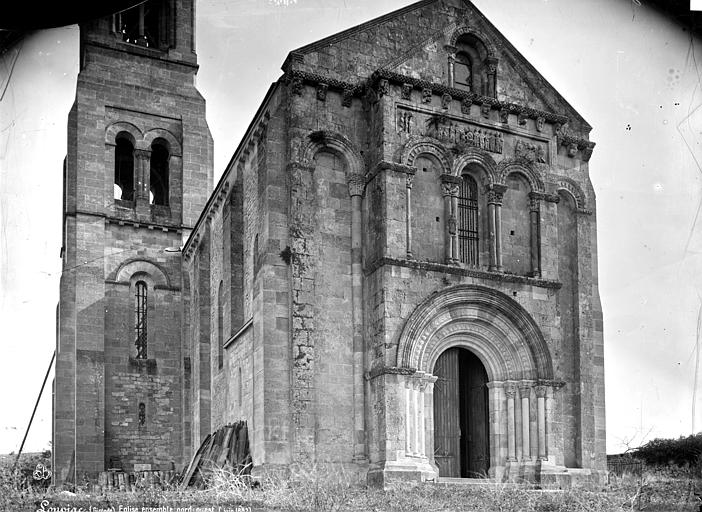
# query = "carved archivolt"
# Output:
<box><xmin>451</xmin><ymin>148</ymin><xmax>498</xmax><ymax>187</ymax></box>
<box><xmin>554</xmin><ymin>177</ymin><xmax>588</xmax><ymax>211</ymax></box>
<box><xmin>448</xmin><ymin>26</ymin><xmax>498</xmax><ymax>58</ymax></box>
<box><xmin>497</xmin><ymin>159</ymin><xmax>544</xmax><ymax>193</ymax></box>
<box><xmin>112</xmin><ymin>258</ymin><xmax>171</xmax><ymax>288</ymax></box>
<box><xmin>402</xmin><ymin>138</ymin><xmax>451</xmax><ymax>174</ymax></box>
<box><xmin>298</xmin><ymin>130</ymin><xmax>365</xmax><ymax>176</ymax></box>
<box><xmin>396</xmin><ymin>284</ymin><xmax>553</xmax><ymax>381</ymax></box>
<box><xmin>143</xmin><ymin>128</ymin><xmax>182</xmax><ymax>156</ymax></box>
<box><xmin>105</xmin><ymin>121</ymin><xmax>142</xmax><ymax>146</ymax></box>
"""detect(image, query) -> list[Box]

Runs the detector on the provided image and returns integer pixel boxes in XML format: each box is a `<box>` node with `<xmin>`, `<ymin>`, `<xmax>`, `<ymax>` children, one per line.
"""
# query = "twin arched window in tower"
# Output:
<box><xmin>113</xmin><ymin>133</ymin><xmax>170</xmax><ymax>207</ymax></box>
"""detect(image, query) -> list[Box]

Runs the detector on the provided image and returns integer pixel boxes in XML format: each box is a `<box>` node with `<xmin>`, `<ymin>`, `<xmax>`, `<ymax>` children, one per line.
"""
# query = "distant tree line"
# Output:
<box><xmin>633</xmin><ymin>433</ymin><xmax>702</xmax><ymax>466</ymax></box>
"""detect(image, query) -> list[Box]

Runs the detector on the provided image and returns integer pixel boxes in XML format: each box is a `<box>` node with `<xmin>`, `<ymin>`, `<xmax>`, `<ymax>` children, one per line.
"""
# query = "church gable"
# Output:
<box><xmin>287</xmin><ymin>0</ymin><xmax>590</xmax><ymax>133</ymax></box>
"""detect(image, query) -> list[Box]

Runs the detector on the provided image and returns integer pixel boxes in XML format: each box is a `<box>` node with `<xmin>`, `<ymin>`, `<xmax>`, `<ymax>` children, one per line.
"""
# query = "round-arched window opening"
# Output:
<box><xmin>149</xmin><ymin>141</ymin><xmax>169</xmax><ymax>206</ymax></box>
<box><xmin>114</xmin><ymin>136</ymin><xmax>134</xmax><ymax>201</ymax></box>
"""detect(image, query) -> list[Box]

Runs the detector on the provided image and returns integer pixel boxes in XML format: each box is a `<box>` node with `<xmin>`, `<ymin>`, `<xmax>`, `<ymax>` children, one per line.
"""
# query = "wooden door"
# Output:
<box><xmin>433</xmin><ymin>348</ymin><xmax>460</xmax><ymax>477</ymax></box>
<box><xmin>463</xmin><ymin>350</ymin><xmax>489</xmax><ymax>476</ymax></box>
<box><xmin>434</xmin><ymin>348</ymin><xmax>490</xmax><ymax>478</ymax></box>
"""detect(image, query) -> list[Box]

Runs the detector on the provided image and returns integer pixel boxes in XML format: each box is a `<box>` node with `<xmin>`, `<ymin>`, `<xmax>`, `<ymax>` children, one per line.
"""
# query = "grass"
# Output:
<box><xmin>1</xmin><ymin>461</ymin><xmax>701</xmax><ymax>512</ymax></box>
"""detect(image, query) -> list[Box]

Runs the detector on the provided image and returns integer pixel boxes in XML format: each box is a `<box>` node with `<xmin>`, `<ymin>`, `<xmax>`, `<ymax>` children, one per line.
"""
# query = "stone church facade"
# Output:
<box><xmin>54</xmin><ymin>0</ymin><xmax>606</xmax><ymax>487</ymax></box>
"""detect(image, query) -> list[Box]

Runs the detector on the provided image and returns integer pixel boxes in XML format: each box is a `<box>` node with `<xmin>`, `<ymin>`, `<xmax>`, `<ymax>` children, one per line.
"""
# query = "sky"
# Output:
<box><xmin>1</xmin><ymin>0</ymin><xmax>702</xmax><ymax>457</ymax></box>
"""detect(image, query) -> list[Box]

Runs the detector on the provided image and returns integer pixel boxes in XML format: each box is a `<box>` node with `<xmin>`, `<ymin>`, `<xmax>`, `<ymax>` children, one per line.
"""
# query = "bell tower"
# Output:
<box><xmin>53</xmin><ymin>0</ymin><xmax>212</xmax><ymax>484</ymax></box>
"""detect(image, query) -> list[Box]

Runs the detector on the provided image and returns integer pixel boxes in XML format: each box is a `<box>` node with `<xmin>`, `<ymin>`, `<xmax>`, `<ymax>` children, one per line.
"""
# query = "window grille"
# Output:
<box><xmin>458</xmin><ymin>175</ymin><xmax>479</xmax><ymax>266</ymax></box>
<box><xmin>135</xmin><ymin>281</ymin><xmax>148</xmax><ymax>359</ymax></box>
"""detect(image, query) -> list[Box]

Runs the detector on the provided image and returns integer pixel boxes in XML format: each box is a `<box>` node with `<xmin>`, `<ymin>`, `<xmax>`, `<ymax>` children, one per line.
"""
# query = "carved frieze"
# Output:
<box><xmin>396</xmin><ymin>108</ymin><xmax>504</xmax><ymax>154</ymax></box>
<box><xmin>514</xmin><ymin>139</ymin><xmax>546</xmax><ymax>163</ymax></box>
<box><xmin>398</xmin><ymin>111</ymin><xmax>413</xmax><ymax>134</ymax></box>
<box><xmin>427</xmin><ymin>118</ymin><xmax>503</xmax><ymax>153</ymax></box>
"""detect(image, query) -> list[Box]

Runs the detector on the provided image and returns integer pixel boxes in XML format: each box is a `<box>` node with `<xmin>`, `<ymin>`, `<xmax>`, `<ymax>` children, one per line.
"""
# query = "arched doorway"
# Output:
<box><xmin>433</xmin><ymin>347</ymin><xmax>489</xmax><ymax>478</ymax></box>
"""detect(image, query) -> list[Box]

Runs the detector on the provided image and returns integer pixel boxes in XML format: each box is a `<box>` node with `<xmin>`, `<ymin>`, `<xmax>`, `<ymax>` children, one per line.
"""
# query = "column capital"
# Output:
<box><xmin>486</xmin><ymin>184</ymin><xmax>507</xmax><ymax>204</ymax></box>
<box><xmin>518</xmin><ymin>383</ymin><xmax>532</xmax><ymax>398</ymax></box>
<box><xmin>134</xmin><ymin>148</ymin><xmax>150</xmax><ymax>161</ymax></box>
<box><xmin>347</xmin><ymin>173</ymin><xmax>366</xmax><ymax>197</ymax></box>
<box><xmin>406</xmin><ymin>173</ymin><xmax>415</xmax><ymax>189</ymax></box>
<box><xmin>535</xmin><ymin>385</ymin><xmax>548</xmax><ymax>398</ymax></box>
<box><xmin>505</xmin><ymin>384</ymin><xmax>517</xmax><ymax>399</ymax></box>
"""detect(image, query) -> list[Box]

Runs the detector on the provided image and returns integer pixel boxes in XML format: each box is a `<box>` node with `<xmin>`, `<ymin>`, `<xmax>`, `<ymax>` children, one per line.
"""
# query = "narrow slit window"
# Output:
<box><xmin>114</xmin><ymin>137</ymin><xmax>134</xmax><ymax>201</ymax></box>
<box><xmin>149</xmin><ymin>141</ymin><xmax>169</xmax><ymax>206</ymax></box>
<box><xmin>135</xmin><ymin>281</ymin><xmax>148</xmax><ymax>359</ymax></box>
<box><xmin>138</xmin><ymin>402</ymin><xmax>146</xmax><ymax>426</ymax></box>
<box><xmin>458</xmin><ymin>175</ymin><xmax>479</xmax><ymax>266</ymax></box>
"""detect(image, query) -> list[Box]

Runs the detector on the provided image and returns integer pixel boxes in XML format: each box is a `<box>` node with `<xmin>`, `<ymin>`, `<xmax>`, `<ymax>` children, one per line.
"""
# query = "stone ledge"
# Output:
<box><xmin>364</xmin><ymin>257</ymin><xmax>562</xmax><ymax>289</ymax></box>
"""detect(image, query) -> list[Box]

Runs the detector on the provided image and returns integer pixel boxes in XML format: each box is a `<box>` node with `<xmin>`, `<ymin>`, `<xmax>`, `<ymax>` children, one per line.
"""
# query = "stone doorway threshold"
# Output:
<box><xmin>437</xmin><ymin>477</ymin><xmax>536</xmax><ymax>489</ymax></box>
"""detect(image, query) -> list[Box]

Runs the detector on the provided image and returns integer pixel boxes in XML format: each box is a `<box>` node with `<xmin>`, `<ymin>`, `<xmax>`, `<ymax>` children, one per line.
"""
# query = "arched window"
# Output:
<box><xmin>454</xmin><ymin>52</ymin><xmax>472</xmax><ymax>92</ymax></box>
<box><xmin>149</xmin><ymin>140</ymin><xmax>169</xmax><ymax>206</ymax></box>
<box><xmin>114</xmin><ymin>136</ymin><xmax>134</xmax><ymax>201</ymax></box>
<box><xmin>452</xmin><ymin>34</ymin><xmax>494</xmax><ymax>97</ymax></box>
<box><xmin>217</xmin><ymin>281</ymin><xmax>224</xmax><ymax>370</ymax></box>
<box><xmin>135</xmin><ymin>281</ymin><xmax>148</xmax><ymax>359</ymax></box>
<box><xmin>458</xmin><ymin>174</ymin><xmax>479</xmax><ymax>266</ymax></box>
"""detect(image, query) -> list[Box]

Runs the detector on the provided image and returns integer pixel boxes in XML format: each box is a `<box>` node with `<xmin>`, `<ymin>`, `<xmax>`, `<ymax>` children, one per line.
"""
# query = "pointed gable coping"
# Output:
<box><xmin>282</xmin><ymin>0</ymin><xmax>592</xmax><ymax>134</ymax></box>
<box><xmin>287</xmin><ymin>0</ymin><xmax>437</xmax><ymax>59</ymax></box>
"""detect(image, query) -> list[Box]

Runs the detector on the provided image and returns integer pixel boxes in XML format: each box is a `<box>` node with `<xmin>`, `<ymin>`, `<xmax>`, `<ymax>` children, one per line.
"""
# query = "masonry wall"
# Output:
<box><xmin>55</xmin><ymin>0</ymin><xmax>212</xmax><ymax>482</ymax></box>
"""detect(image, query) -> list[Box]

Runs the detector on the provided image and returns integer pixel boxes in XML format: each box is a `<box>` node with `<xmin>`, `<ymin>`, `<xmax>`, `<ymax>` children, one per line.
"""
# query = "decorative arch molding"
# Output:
<box><xmin>448</xmin><ymin>26</ymin><xmax>498</xmax><ymax>58</ymax></box>
<box><xmin>298</xmin><ymin>130</ymin><xmax>365</xmax><ymax>176</ymax></box>
<box><xmin>396</xmin><ymin>284</ymin><xmax>553</xmax><ymax>381</ymax></box>
<box><xmin>402</xmin><ymin>138</ymin><xmax>452</xmax><ymax>174</ymax></box>
<box><xmin>451</xmin><ymin>148</ymin><xmax>498</xmax><ymax>186</ymax></box>
<box><xmin>143</xmin><ymin>128</ymin><xmax>182</xmax><ymax>156</ymax></box>
<box><xmin>105</xmin><ymin>122</ymin><xmax>142</xmax><ymax>146</ymax></box>
<box><xmin>555</xmin><ymin>176</ymin><xmax>588</xmax><ymax>211</ymax></box>
<box><xmin>111</xmin><ymin>258</ymin><xmax>171</xmax><ymax>288</ymax></box>
<box><xmin>497</xmin><ymin>160</ymin><xmax>544</xmax><ymax>192</ymax></box>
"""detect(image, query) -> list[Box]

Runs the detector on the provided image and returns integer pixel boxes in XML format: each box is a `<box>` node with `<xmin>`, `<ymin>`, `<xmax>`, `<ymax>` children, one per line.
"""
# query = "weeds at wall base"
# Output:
<box><xmin>2</xmin><ymin>462</ymin><xmax>702</xmax><ymax>511</ymax></box>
